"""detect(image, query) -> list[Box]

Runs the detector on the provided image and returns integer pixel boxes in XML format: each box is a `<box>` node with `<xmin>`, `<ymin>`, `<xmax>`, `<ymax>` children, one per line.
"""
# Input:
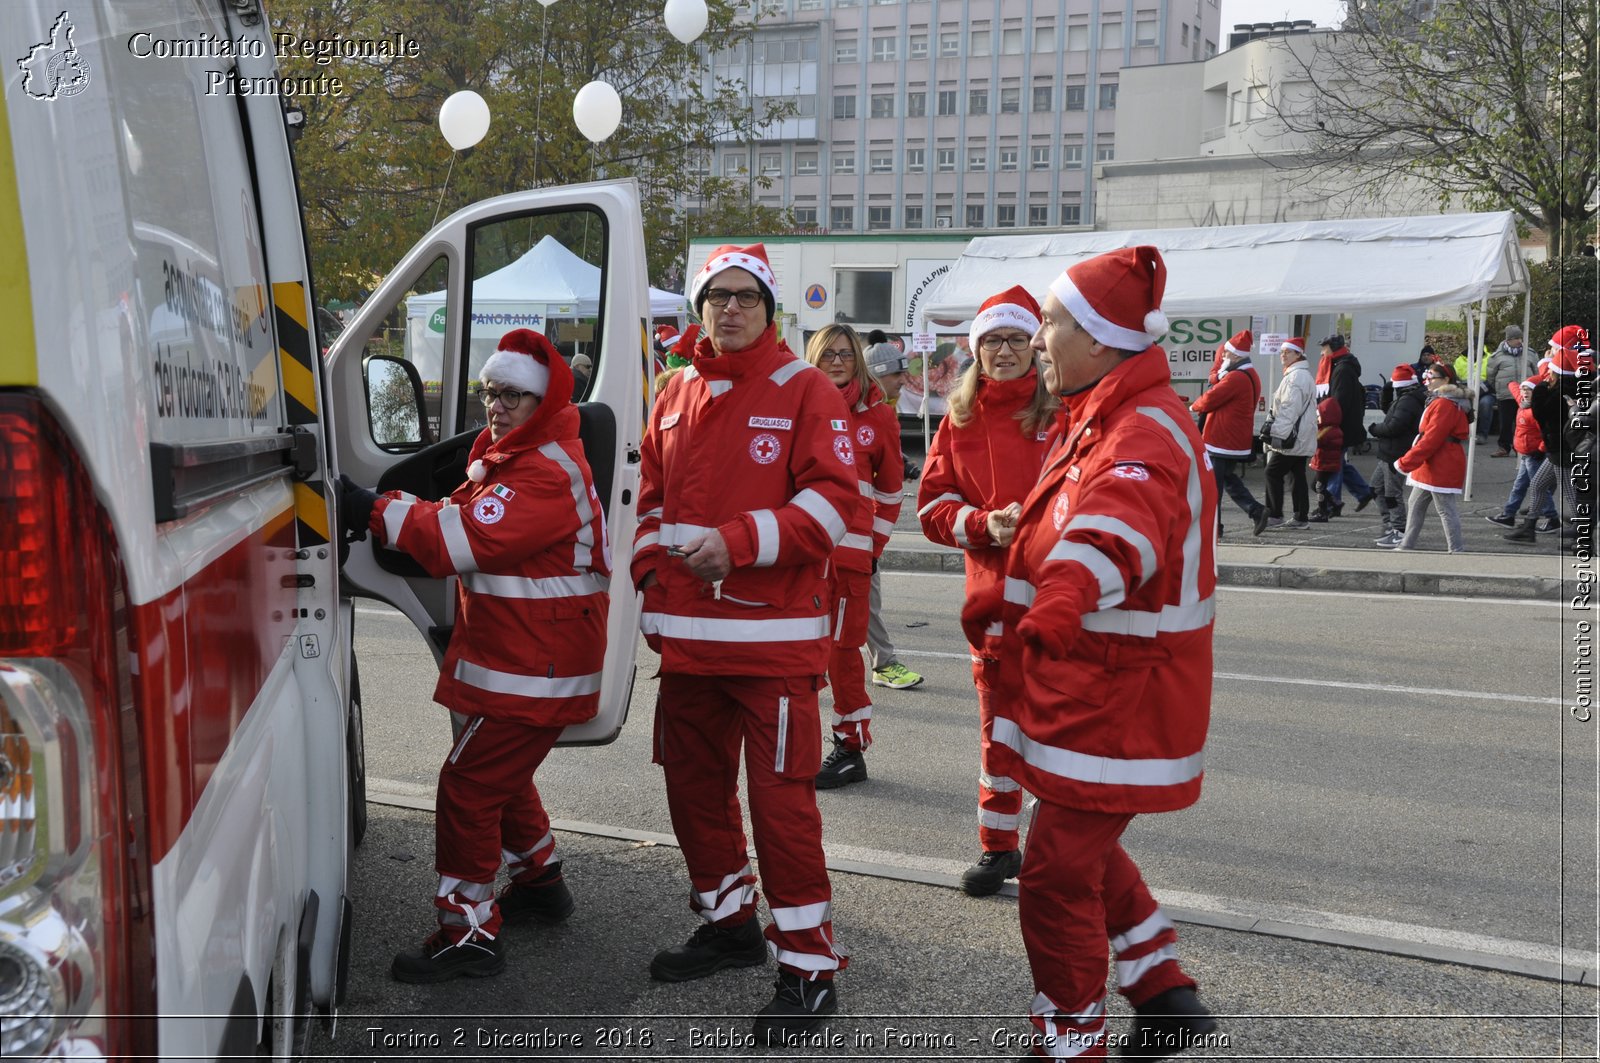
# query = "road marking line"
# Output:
<box><xmin>365</xmin><ymin>781</ymin><xmax>1594</xmax><ymax>986</ymax></box>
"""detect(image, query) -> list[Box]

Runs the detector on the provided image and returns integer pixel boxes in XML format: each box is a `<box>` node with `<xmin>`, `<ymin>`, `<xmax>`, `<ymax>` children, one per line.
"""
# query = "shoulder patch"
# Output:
<box><xmin>1111</xmin><ymin>461</ymin><xmax>1150</xmax><ymax>481</ymax></box>
<box><xmin>660</xmin><ymin>412</ymin><xmax>681</xmax><ymax>430</ymax></box>
<box><xmin>491</xmin><ymin>483</ymin><xmax>516</xmax><ymax>501</ymax></box>
<box><xmin>472</xmin><ymin>496</ymin><xmax>506</xmax><ymax>524</ymax></box>
<box><xmin>750</xmin><ymin>416</ymin><xmax>794</xmax><ymax>430</ymax></box>
<box><xmin>833</xmin><ymin>434</ymin><xmax>855</xmax><ymax>466</ymax></box>
<box><xmin>830</xmin><ymin>418</ymin><xmax>847</xmax><ymax>431</ymax></box>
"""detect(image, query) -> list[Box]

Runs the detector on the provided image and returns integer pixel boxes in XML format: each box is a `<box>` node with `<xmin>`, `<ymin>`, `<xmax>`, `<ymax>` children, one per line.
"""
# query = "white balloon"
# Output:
<box><xmin>537</xmin><ymin>0</ymin><xmax>558</xmax><ymax>6</ymax></box>
<box><xmin>663</xmin><ymin>0</ymin><xmax>709</xmax><ymax>45</ymax></box>
<box><xmin>438</xmin><ymin>90</ymin><xmax>490</xmax><ymax>151</ymax></box>
<box><xmin>572</xmin><ymin>80</ymin><xmax>622</xmax><ymax>143</ymax></box>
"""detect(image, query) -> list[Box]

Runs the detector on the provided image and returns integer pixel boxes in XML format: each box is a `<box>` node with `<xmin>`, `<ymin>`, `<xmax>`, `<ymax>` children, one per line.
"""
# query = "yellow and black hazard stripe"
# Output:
<box><xmin>274</xmin><ymin>281</ymin><xmax>329</xmax><ymax>546</ymax></box>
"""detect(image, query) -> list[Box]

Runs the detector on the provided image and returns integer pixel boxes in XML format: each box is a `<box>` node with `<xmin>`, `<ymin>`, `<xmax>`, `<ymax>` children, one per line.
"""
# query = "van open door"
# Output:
<box><xmin>326</xmin><ymin>180</ymin><xmax>649</xmax><ymax>743</ymax></box>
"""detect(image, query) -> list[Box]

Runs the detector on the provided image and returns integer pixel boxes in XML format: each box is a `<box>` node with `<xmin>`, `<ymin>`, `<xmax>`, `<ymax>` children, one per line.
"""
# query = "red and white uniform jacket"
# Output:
<box><xmin>992</xmin><ymin>352</ymin><xmax>1218</xmax><ymax>813</ymax></box>
<box><xmin>1512</xmin><ymin>384</ymin><xmax>1544</xmax><ymax>457</ymax></box>
<box><xmin>833</xmin><ymin>379</ymin><xmax>904</xmax><ymax>574</ymax></box>
<box><xmin>1397</xmin><ymin>384</ymin><xmax>1470</xmax><ymax>493</ymax></box>
<box><xmin>917</xmin><ymin>370</ymin><xmax>1051</xmax><ymax>657</ymax></box>
<box><xmin>633</xmin><ymin>326</ymin><xmax>858</xmax><ymax>676</ymax></box>
<box><xmin>374</xmin><ymin>389</ymin><xmax>610</xmax><ymax>727</ymax></box>
<box><xmin>1190</xmin><ymin>359</ymin><xmax>1260</xmax><ymax>458</ymax></box>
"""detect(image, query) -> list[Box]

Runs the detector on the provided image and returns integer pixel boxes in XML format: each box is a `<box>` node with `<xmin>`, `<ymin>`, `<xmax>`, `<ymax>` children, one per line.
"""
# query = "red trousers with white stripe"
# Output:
<box><xmin>433</xmin><ymin>714</ymin><xmax>564</xmax><ymax>937</ymax></box>
<box><xmin>828</xmin><ymin>569</ymin><xmax>873</xmax><ymax>751</ymax></box>
<box><xmin>1018</xmin><ymin>802</ymin><xmax>1195</xmax><ymax>1059</ymax></box>
<box><xmin>974</xmin><ymin>655</ymin><xmax>1024</xmax><ymax>852</ymax></box>
<box><xmin>654</xmin><ymin>673</ymin><xmax>847</xmax><ymax>979</ymax></box>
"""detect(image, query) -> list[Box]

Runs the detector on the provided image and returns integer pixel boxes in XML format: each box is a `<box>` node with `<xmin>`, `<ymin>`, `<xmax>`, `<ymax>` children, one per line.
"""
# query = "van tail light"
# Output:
<box><xmin>0</xmin><ymin>394</ymin><xmax>153</xmax><ymax>1059</ymax></box>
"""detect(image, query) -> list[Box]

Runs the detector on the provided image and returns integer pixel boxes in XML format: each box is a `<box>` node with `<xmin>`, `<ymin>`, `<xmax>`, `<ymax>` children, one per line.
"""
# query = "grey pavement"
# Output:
<box><xmin>890</xmin><ymin>440</ymin><xmax>1578</xmax><ymax>599</ymax></box>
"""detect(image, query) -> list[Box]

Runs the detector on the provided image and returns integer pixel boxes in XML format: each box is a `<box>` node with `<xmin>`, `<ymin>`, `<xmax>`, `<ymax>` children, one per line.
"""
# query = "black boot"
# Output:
<box><xmin>752</xmin><ymin>970</ymin><xmax>839</xmax><ymax>1044</ymax></box>
<box><xmin>1502</xmin><ymin>517</ymin><xmax>1538</xmax><ymax>544</ymax></box>
<box><xmin>390</xmin><ymin>928</ymin><xmax>504</xmax><ymax>984</ymax></box>
<box><xmin>1121</xmin><ymin>985</ymin><xmax>1218</xmax><ymax>1060</ymax></box>
<box><xmin>815</xmin><ymin>739</ymin><xmax>867</xmax><ymax>790</ymax></box>
<box><xmin>498</xmin><ymin>862</ymin><xmax>575</xmax><ymax>925</ymax></box>
<box><xmin>960</xmin><ymin>849</ymin><xmax>1023</xmax><ymax>897</ymax></box>
<box><xmin>650</xmin><ymin>916</ymin><xmax>767</xmax><ymax>982</ymax></box>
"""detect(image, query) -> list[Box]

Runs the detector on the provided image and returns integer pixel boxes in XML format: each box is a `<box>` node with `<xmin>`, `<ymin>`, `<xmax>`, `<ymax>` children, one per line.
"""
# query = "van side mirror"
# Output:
<box><xmin>364</xmin><ymin>355</ymin><xmax>429</xmax><ymax>448</ymax></box>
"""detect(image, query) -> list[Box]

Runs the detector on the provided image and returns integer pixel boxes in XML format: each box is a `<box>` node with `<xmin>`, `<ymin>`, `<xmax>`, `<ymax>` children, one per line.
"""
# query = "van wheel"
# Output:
<box><xmin>347</xmin><ymin>655</ymin><xmax>368</xmax><ymax>849</ymax></box>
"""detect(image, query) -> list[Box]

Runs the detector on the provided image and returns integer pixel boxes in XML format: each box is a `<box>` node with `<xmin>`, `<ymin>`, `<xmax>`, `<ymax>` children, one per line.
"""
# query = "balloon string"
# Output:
<box><xmin>432</xmin><ymin>152</ymin><xmax>457</xmax><ymax>229</ymax></box>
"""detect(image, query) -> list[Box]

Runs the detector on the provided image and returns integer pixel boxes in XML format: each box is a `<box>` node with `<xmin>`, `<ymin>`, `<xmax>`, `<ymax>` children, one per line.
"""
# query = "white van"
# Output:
<box><xmin>0</xmin><ymin>3</ymin><xmax>644</xmax><ymax>1058</ymax></box>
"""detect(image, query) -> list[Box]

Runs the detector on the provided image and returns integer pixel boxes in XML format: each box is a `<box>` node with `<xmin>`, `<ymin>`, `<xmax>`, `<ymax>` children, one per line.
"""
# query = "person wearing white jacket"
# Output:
<box><xmin>1257</xmin><ymin>338</ymin><xmax>1319</xmax><ymax>532</ymax></box>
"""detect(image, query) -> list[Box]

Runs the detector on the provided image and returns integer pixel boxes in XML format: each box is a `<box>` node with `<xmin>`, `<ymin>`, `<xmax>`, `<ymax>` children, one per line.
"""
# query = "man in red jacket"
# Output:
<box><xmin>978</xmin><ymin>246</ymin><xmax>1220</xmax><ymax>1059</ymax></box>
<box><xmin>1189</xmin><ymin>330</ymin><xmax>1264</xmax><ymax>537</ymax></box>
<box><xmin>633</xmin><ymin>244</ymin><xmax>858</xmax><ymax>1041</ymax></box>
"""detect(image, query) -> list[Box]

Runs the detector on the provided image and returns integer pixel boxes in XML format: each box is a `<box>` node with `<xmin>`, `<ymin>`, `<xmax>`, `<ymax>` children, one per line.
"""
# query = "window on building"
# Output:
<box><xmin>935</xmin><ymin>206</ymin><xmax>954</xmax><ymax>229</ymax></box>
<box><xmin>797</xmin><ymin>0</ymin><xmax>821</xmax><ymax>9</ymax></box>
<box><xmin>1095</xmin><ymin>140</ymin><xmax>1115</xmax><ymax>161</ymax></box>
<box><xmin>1228</xmin><ymin>90</ymin><xmax>1243</xmax><ymax>124</ymax></box>
<box><xmin>996</xmin><ymin>204</ymin><xmax>1017</xmax><ymax>227</ymax></box>
<box><xmin>939</xmin><ymin>31</ymin><xmax>961</xmax><ymax>57</ymax></box>
<box><xmin>1065</xmin><ymin>84</ymin><xmax>1086</xmax><ymax>110</ymax></box>
<box><xmin>936</xmin><ymin>147</ymin><xmax>956</xmax><ymax>171</ymax></box>
<box><xmin>867</xmin><ymin>206</ymin><xmax>892</xmax><ymax>230</ymax></box>
<box><xmin>1030</xmin><ymin>145</ymin><xmax>1051</xmax><ymax>169</ymax></box>
<box><xmin>1135</xmin><ymin>18</ymin><xmax>1157</xmax><ymax>45</ymax></box>
<box><xmin>1032</xmin><ymin>84</ymin><xmax>1053</xmax><ymax>112</ymax></box>
<box><xmin>970</xmin><ymin>30</ymin><xmax>991</xmax><ymax>56</ymax></box>
<box><xmin>1246</xmin><ymin>84</ymin><xmax>1269</xmax><ymax>121</ymax></box>
<box><xmin>835</xmin><ymin>0</ymin><xmax>858</xmax><ymax>7</ymax></box>
<box><xmin>967</xmin><ymin>147</ymin><xmax>987</xmax><ymax>170</ymax></box>
<box><xmin>722</xmin><ymin>153</ymin><xmax>747</xmax><ymax>176</ymax></box>
<box><xmin>1034</xmin><ymin>25</ymin><xmax>1056</xmax><ymax>51</ymax></box>
<box><xmin>1063</xmin><ymin>141</ymin><xmax>1084</xmax><ymax>168</ymax></box>
<box><xmin>1101</xmin><ymin>22</ymin><xmax>1123</xmax><ymax>49</ymax></box>
<box><xmin>836</xmin><ymin>268</ymin><xmax>892</xmax><ymax>320</ymax></box>
<box><xmin>835</xmin><ymin>39</ymin><xmax>857</xmax><ymax>63</ymax></box>
<box><xmin>1002</xmin><ymin>28</ymin><xmax>1023</xmax><ymax>54</ymax></box>
<box><xmin>1061</xmin><ymin>202</ymin><xmax>1082</xmax><ymax>225</ymax></box>
<box><xmin>969</xmin><ymin>88</ymin><xmax>988</xmax><ymax>115</ymax></box>
<box><xmin>1028</xmin><ymin>204</ymin><xmax>1050</xmax><ymax>226</ymax></box>
<box><xmin>1000</xmin><ymin>87</ymin><xmax>1020</xmax><ymax>113</ymax></box>
<box><xmin>910</xmin><ymin>34</ymin><xmax>929</xmax><ymax>59</ymax></box>
<box><xmin>795</xmin><ymin>152</ymin><xmax>818</xmax><ymax>175</ymax></box>
<box><xmin>871</xmin><ymin>93</ymin><xmax>895</xmax><ymax>118</ymax></box>
<box><xmin>1067</xmin><ymin>23</ymin><xmax>1089</xmax><ymax>50</ymax></box>
<box><xmin>688</xmin><ymin>152</ymin><xmax>711</xmax><ymax>176</ymax></box>
<box><xmin>906</xmin><ymin>147</ymin><xmax>926</xmax><ymax>172</ymax></box>
<box><xmin>937</xmin><ymin>89</ymin><xmax>958</xmax><ymax>115</ymax></box>
<box><xmin>904</xmin><ymin>205</ymin><xmax>925</xmax><ymax>229</ymax></box>
<box><xmin>907</xmin><ymin>91</ymin><xmax>927</xmax><ymax>117</ymax></box>
<box><xmin>1098</xmin><ymin>82</ymin><xmax>1118</xmax><ymax>109</ymax></box>
<box><xmin>759</xmin><ymin>152</ymin><xmax>782</xmax><ymax>175</ymax></box>
<box><xmin>1205</xmin><ymin>39</ymin><xmax>1216</xmax><ymax>57</ymax></box>
<box><xmin>833</xmin><ymin>94</ymin><xmax>857</xmax><ymax>119</ymax></box>
<box><xmin>872</xmin><ymin>36</ymin><xmax>896</xmax><ymax>62</ymax></box>
<box><xmin>999</xmin><ymin>148</ymin><xmax>1018</xmax><ymax>171</ymax></box>
<box><xmin>833</xmin><ymin>151</ymin><xmax>855</xmax><ymax>174</ymax></box>
<box><xmin>966</xmin><ymin>204</ymin><xmax>986</xmax><ymax>227</ymax></box>
<box><xmin>831</xmin><ymin>205</ymin><xmax>855</xmax><ymax>230</ymax></box>
<box><xmin>1180</xmin><ymin>22</ymin><xmax>1189</xmax><ymax>45</ymax></box>
<box><xmin>870</xmin><ymin>150</ymin><xmax>893</xmax><ymax>173</ymax></box>
<box><xmin>793</xmin><ymin>206</ymin><xmax>818</xmax><ymax>226</ymax></box>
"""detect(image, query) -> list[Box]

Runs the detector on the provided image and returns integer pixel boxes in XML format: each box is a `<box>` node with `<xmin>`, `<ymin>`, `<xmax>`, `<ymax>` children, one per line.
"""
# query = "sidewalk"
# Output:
<box><xmin>888</xmin><ymin>439</ymin><xmax>1574</xmax><ymax>600</ymax></box>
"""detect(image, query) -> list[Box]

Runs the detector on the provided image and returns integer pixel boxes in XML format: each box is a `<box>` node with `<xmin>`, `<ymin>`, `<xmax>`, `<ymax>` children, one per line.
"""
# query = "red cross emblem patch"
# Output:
<box><xmin>473</xmin><ymin>497</ymin><xmax>505</xmax><ymax>525</ymax></box>
<box><xmin>856</xmin><ymin>424</ymin><xmax>876</xmax><ymax>447</ymax></box>
<box><xmin>832</xmin><ymin>434</ymin><xmax>855</xmax><ymax>466</ymax></box>
<box><xmin>1051</xmin><ymin>492</ymin><xmax>1071</xmax><ymax>531</ymax></box>
<box><xmin>750</xmin><ymin>432</ymin><xmax>782</xmax><ymax>465</ymax></box>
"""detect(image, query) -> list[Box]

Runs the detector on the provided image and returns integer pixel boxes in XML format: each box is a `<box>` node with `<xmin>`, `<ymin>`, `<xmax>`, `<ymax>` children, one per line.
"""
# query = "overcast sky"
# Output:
<box><xmin>1218</xmin><ymin>0</ymin><xmax>1346</xmax><ymax>32</ymax></box>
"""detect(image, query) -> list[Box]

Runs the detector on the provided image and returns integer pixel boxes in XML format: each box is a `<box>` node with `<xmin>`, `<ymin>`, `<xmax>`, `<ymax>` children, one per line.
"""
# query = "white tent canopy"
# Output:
<box><xmin>918</xmin><ymin>212</ymin><xmax>1528</xmax><ymax>322</ymax></box>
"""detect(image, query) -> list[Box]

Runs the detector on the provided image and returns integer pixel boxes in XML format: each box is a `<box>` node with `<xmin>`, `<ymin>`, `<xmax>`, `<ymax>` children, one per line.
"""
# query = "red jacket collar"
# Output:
<box><xmin>690</xmin><ymin>325</ymin><xmax>794</xmax><ymax>380</ymax></box>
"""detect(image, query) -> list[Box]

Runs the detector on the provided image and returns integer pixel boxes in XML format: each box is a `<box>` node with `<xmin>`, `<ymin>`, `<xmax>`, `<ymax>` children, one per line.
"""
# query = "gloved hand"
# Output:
<box><xmin>959</xmin><ymin>582</ymin><xmax>1003</xmax><ymax>648</ymax></box>
<box><xmin>338</xmin><ymin>473</ymin><xmax>379</xmax><ymax>543</ymax></box>
<box><xmin>1015</xmin><ymin>583</ymin><xmax>1090</xmax><ymax>659</ymax></box>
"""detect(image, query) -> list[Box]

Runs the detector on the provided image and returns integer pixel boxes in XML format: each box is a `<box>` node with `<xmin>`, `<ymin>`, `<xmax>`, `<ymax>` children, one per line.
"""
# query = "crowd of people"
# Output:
<box><xmin>335</xmin><ymin>235</ymin><xmax>1592</xmax><ymax>1059</ymax></box>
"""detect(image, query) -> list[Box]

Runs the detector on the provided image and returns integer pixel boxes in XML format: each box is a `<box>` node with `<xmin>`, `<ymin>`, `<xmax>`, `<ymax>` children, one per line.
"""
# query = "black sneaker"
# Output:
<box><xmin>815</xmin><ymin>742</ymin><xmax>867</xmax><ymax>790</ymax></box>
<box><xmin>1121</xmin><ymin>985</ymin><xmax>1218</xmax><ymax>1060</ymax></box>
<box><xmin>390</xmin><ymin>929</ymin><xmax>504</xmax><ymax>984</ymax></box>
<box><xmin>1485</xmin><ymin>513</ymin><xmax>1517</xmax><ymax>527</ymax></box>
<box><xmin>650</xmin><ymin>917</ymin><xmax>767</xmax><ymax>982</ymax></box>
<box><xmin>498</xmin><ymin>864</ymin><xmax>575</xmax><ymax>925</ymax></box>
<box><xmin>960</xmin><ymin>849</ymin><xmax>1022</xmax><ymax>897</ymax></box>
<box><xmin>1251</xmin><ymin>508</ymin><xmax>1271</xmax><ymax>536</ymax></box>
<box><xmin>1536</xmin><ymin>516</ymin><xmax>1561</xmax><ymax>533</ymax></box>
<box><xmin>753</xmin><ymin>971</ymin><xmax>838</xmax><ymax>1044</ymax></box>
<box><xmin>1354</xmin><ymin>493</ymin><xmax>1373</xmax><ymax>513</ymax></box>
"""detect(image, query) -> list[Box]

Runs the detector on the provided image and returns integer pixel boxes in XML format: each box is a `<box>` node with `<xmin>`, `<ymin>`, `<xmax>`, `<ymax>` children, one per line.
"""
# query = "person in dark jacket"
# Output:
<box><xmin>1367</xmin><ymin>364</ymin><xmax>1427</xmax><ymax>546</ymax></box>
<box><xmin>1315</xmin><ymin>334</ymin><xmax>1374</xmax><ymax>513</ymax></box>
<box><xmin>1507</xmin><ymin>327</ymin><xmax>1595</xmax><ymax>544</ymax></box>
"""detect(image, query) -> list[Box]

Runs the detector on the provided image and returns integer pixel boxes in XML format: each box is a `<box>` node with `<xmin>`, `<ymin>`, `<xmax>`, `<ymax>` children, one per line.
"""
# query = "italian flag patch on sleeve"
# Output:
<box><xmin>831</xmin><ymin>419</ymin><xmax>847</xmax><ymax>431</ymax></box>
<box><xmin>492</xmin><ymin>484</ymin><xmax>516</xmax><ymax>501</ymax></box>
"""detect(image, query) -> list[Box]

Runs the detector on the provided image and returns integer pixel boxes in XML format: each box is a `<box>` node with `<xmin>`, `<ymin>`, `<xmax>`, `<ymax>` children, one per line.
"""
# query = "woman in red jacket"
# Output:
<box><xmin>1308</xmin><ymin>395</ymin><xmax>1345</xmax><ymax>521</ymax></box>
<box><xmin>1394</xmin><ymin>360</ymin><xmax>1470</xmax><ymax>552</ymax></box>
<box><xmin>916</xmin><ymin>285</ymin><xmax>1056</xmax><ymax>897</ymax></box>
<box><xmin>806</xmin><ymin>324</ymin><xmax>906</xmax><ymax>789</ymax></box>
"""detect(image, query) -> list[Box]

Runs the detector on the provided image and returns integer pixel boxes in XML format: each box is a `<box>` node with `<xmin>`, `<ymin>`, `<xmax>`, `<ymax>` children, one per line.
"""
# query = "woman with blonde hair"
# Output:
<box><xmin>916</xmin><ymin>285</ymin><xmax>1056</xmax><ymax>897</ymax></box>
<box><xmin>804</xmin><ymin>324</ymin><xmax>906</xmax><ymax>789</ymax></box>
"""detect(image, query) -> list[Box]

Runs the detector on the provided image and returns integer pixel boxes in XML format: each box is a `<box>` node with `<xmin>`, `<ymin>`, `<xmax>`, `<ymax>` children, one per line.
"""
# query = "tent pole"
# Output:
<box><xmin>1464</xmin><ymin>298</ymin><xmax>1486</xmax><ymax>501</ymax></box>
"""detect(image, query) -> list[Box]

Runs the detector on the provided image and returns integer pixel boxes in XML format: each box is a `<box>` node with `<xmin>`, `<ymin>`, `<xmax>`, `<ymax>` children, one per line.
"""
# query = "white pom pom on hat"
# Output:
<box><xmin>467</xmin><ymin>460</ymin><xmax>488</xmax><ymax>483</ymax></box>
<box><xmin>1048</xmin><ymin>244</ymin><xmax>1170</xmax><ymax>351</ymax></box>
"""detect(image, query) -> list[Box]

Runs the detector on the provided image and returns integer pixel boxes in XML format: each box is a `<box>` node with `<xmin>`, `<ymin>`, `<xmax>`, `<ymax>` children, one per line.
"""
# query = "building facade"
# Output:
<box><xmin>695</xmin><ymin>0</ymin><xmax>1224</xmax><ymax>232</ymax></box>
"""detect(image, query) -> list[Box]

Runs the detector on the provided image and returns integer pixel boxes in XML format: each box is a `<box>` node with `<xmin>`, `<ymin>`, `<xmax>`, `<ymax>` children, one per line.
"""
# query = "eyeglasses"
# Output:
<box><xmin>704</xmin><ymin>288</ymin><xmax>764</xmax><ymax>309</ymax></box>
<box><xmin>980</xmin><ymin>334</ymin><xmax>1032</xmax><ymax>352</ymax></box>
<box><xmin>816</xmin><ymin>349</ymin><xmax>854</xmax><ymax>363</ymax></box>
<box><xmin>476</xmin><ymin>386</ymin><xmax>531</xmax><ymax>410</ymax></box>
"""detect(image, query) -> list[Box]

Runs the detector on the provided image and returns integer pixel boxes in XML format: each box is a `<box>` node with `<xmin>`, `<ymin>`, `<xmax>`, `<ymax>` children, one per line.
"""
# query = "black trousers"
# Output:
<box><xmin>1264</xmin><ymin>452</ymin><xmax>1310</xmax><ymax>521</ymax></box>
<box><xmin>1496</xmin><ymin>398</ymin><xmax>1517</xmax><ymax>451</ymax></box>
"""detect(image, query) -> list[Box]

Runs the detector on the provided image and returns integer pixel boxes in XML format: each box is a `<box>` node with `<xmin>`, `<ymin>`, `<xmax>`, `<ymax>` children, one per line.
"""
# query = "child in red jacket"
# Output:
<box><xmin>1309</xmin><ymin>395</ymin><xmax>1344</xmax><ymax>520</ymax></box>
<box><xmin>1486</xmin><ymin>378</ymin><xmax>1559</xmax><ymax>529</ymax></box>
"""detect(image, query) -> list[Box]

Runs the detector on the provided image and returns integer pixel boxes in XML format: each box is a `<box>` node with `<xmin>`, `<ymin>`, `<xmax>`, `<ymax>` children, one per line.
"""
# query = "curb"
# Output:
<box><xmin>878</xmin><ymin>547</ymin><xmax>1562</xmax><ymax>601</ymax></box>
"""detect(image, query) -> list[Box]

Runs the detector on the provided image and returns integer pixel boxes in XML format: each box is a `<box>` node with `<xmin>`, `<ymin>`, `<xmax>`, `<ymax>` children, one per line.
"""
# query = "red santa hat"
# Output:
<box><xmin>688</xmin><ymin>243</ymin><xmax>777</xmax><ymax>312</ymax></box>
<box><xmin>1280</xmin><ymin>337</ymin><xmax>1306</xmax><ymax>358</ymax></box>
<box><xmin>480</xmin><ymin>328</ymin><xmax>558</xmax><ymax>397</ymax></box>
<box><xmin>1550</xmin><ymin>324</ymin><xmax>1592</xmax><ymax>354</ymax></box>
<box><xmin>1221</xmin><ymin>329</ymin><xmax>1253</xmax><ymax>358</ymax></box>
<box><xmin>969</xmin><ymin>285</ymin><xmax>1042</xmax><ymax>350</ymax></box>
<box><xmin>654</xmin><ymin>323</ymin><xmax>680</xmax><ymax>348</ymax></box>
<box><xmin>1048</xmin><ymin>245</ymin><xmax>1169</xmax><ymax>351</ymax></box>
<box><xmin>1390</xmin><ymin>363</ymin><xmax>1419</xmax><ymax>388</ymax></box>
<box><xmin>1547</xmin><ymin>345</ymin><xmax>1596</xmax><ymax>377</ymax></box>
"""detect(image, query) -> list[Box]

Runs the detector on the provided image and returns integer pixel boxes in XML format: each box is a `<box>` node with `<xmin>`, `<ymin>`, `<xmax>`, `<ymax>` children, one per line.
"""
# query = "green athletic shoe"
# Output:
<box><xmin>871</xmin><ymin>663</ymin><xmax>924</xmax><ymax>690</ymax></box>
